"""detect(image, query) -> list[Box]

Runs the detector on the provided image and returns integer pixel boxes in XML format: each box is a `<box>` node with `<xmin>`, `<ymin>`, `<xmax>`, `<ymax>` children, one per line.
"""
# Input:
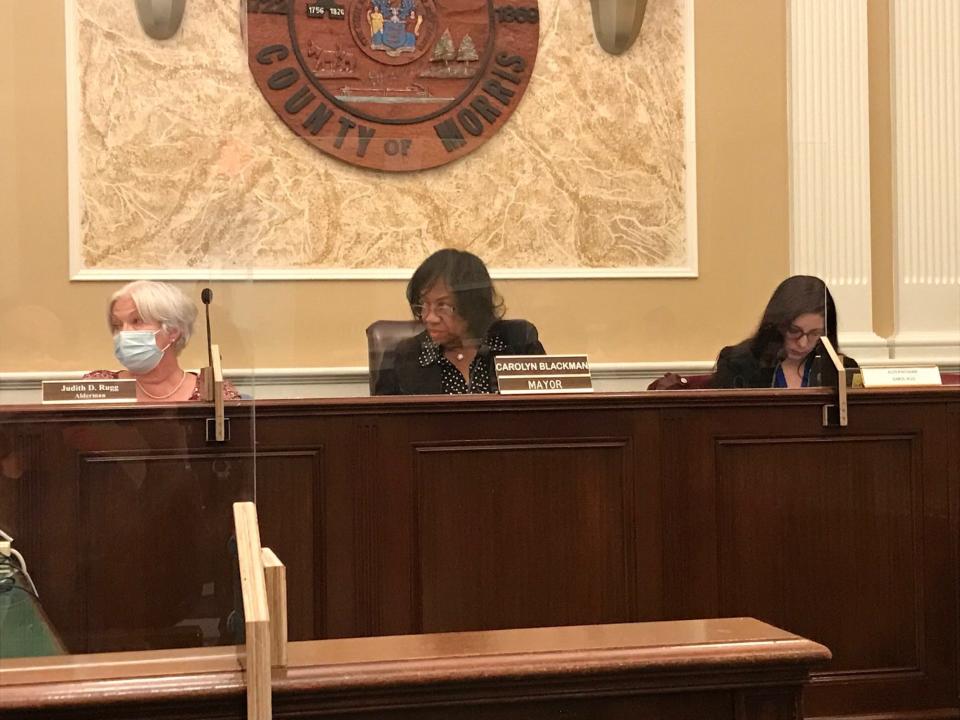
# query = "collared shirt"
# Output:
<box><xmin>418</xmin><ymin>334</ymin><xmax>507</xmax><ymax>394</ymax></box>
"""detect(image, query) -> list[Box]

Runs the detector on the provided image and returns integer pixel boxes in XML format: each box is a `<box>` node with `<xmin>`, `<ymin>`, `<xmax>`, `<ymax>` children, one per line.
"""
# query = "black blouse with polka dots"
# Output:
<box><xmin>418</xmin><ymin>334</ymin><xmax>507</xmax><ymax>394</ymax></box>
<box><xmin>373</xmin><ymin>319</ymin><xmax>546</xmax><ymax>396</ymax></box>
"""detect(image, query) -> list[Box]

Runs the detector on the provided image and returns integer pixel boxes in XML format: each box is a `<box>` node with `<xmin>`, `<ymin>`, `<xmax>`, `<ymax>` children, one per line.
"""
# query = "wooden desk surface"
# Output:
<box><xmin>1</xmin><ymin>383</ymin><xmax>957</xmax><ymax>417</ymax></box>
<box><xmin>1</xmin><ymin>388</ymin><xmax>957</xmax><ymax>719</ymax></box>
<box><xmin>0</xmin><ymin>618</ymin><xmax>830</xmax><ymax>718</ymax></box>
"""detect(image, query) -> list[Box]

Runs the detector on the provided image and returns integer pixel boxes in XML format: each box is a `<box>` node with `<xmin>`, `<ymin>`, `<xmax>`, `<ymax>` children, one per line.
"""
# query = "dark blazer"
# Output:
<box><xmin>711</xmin><ymin>342</ymin><xmax>859</xmax><ymax>389</ymax></box>
<box><xmin>373</xmin><ymin>319</ymin><xmax>545</xmax><ymax>396</ymax></box>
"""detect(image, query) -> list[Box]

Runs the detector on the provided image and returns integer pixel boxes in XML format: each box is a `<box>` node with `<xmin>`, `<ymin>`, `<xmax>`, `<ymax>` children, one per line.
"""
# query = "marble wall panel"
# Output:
<box><xmin>70</xmin><ymin>0</ymin><xmax>688</xmax><ymax>276</ymax></box>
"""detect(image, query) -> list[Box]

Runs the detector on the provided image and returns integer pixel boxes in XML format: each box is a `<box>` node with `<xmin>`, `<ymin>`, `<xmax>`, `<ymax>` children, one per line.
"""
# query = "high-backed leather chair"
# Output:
<box><xmin>367</xmin><ymin>319</ymin><xmax>545</xmax><ymax>395</ymax></box>
<box><xmin>365</xmin><ymin>320</ymin><xmax>423</xmax><ymax>394</ymax></box>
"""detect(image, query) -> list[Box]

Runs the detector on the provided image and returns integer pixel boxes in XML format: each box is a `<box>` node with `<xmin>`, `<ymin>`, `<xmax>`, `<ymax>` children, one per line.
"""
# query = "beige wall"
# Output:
<box><xmin>1</xmin><ymin>0</ymin><xmax>792</xmax><ymax>374</ymax></box>
<box><xmin>867</xmin><ymin>0</ymin><xmax>895</xmax><ymax>339</ymax></box>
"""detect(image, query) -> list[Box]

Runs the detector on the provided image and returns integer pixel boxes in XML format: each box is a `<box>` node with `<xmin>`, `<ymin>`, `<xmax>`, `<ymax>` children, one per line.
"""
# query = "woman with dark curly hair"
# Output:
<box><xmin>374</xmin><ymin>249</ymin><xmax>545</xmax><ymax>395</ymax></box>
<box><xmin>711</xmin><ymin>275</ymin><xmax>858</xmax><ymax>389</ymax></box>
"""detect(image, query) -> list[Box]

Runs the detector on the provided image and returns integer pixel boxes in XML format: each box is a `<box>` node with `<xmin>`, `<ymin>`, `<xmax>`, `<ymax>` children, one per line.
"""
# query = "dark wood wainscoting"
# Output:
<box><xmin>0</xmin><ymin>388</ymin><xmax>957</xmax><ymax>719</ymax></box>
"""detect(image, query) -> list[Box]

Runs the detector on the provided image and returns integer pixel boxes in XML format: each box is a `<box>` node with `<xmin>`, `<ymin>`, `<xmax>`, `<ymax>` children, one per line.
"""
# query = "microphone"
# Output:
<box><xmin>199</xmin><ymin>288</ymin><xmax>228</xmax><ymax>441</ymax></box>
<box><xmin>201</xmin><ymin>288</ymin><xmax>214</xmax><ymax>370</ymax></box>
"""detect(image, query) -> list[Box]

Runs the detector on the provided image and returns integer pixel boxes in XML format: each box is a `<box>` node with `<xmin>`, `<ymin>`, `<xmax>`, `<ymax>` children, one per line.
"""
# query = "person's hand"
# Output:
<box><xmin>648</xmin><ymin>372</ymin><xmax>689</xmax><ymax>391</ymax></box>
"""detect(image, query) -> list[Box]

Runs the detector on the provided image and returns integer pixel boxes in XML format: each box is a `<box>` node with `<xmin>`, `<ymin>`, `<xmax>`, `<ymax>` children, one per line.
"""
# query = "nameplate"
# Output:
<box><xmin>860</xmin><ymin>365</ymin><xmax>942</xmax><ymax>388</ymax></box>
<box><xmin>495</xmin><ymin>355</ymin><xmax>593</xmax><ymax>394</ymax></box>
<box><xmin>42</xmin><ymin>379</ymin><xmax>138</xmax><ymax>404</ymax></box>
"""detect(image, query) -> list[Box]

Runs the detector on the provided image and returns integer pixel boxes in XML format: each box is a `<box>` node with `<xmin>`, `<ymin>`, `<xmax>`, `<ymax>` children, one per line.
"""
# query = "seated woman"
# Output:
<box><xmin>374</xmin><ymin>249</ymin><xmax>545</xmax><ymax>395</ymax></box>
<box><xmin>86</xmin><ymin>280</ymin><xmax>241</xmax><ymax>402</ymax></box>
<box><xmin>711</xmin><ymin>275</ymin><xmax>858</xmax><ymax>389</ymax></box>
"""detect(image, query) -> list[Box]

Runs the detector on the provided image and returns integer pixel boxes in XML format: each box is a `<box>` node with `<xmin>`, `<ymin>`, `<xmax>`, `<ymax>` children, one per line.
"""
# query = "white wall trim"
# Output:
<box><xmin>68</xmin><ymin>266</ymin><xmax>700</xmax><ymax>282</ymax></box>
<box><xmin>4</xmin><ymin>356</ymin><xmax>958</xmax><ymax>405</ymax></box>
<box><xmin>787</xmin><ymin>0</ymin><xmax>884</xmax><ymax>354</ymax></box>
<box><xmin>64</xmin><ymin>0</ymin><xmax>83</xmax><ymax>281</ymax></box>
<box><xmin>0</xmin><ymin>362</ymin><xmax>714</xmax><ymax>403</ymax></box>
<box><xmin>682</xmin><ymin>0</ymin><xmax>699</xmax><ymax>282</ymax></box>
<box><xmin>888</xmin><ymin>332</ymin><xmax>960</xmax><ymax>362</ymax></box>
<box><xmin>65</xmin><ymin>0</ymin><xmax>698</xmax><ymax>281</ymax></box>
<box><xmin>890</xmin><ymin>0</ymin><xmax>960</xmax><ymax>360</ymax></box>
<box><xmin>0</xmin><ymin>362</ymin><xmax>718</xmax><ymax>383</ymax></box>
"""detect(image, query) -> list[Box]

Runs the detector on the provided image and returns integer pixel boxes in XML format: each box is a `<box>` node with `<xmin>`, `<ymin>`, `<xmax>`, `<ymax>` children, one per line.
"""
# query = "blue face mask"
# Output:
<box><xmin>113</xmin><ymin>330</ymin><xmax>170</xmax><ymax>374</ymax></box>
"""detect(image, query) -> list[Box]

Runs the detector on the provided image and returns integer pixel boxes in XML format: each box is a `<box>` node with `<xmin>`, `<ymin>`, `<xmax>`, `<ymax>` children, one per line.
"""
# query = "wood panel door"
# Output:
<box><xmin>661</xmin><ymin>399</ymin><xmax>959</xmax><ymax>716</ymax></box>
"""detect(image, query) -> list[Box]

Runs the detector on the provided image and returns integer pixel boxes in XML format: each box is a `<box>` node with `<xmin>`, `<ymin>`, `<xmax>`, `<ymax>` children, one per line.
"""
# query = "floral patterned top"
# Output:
<box><xmin>83</xmin><ymin>370</ymin><xmax>242</xmax><ymax>401</ymax></box>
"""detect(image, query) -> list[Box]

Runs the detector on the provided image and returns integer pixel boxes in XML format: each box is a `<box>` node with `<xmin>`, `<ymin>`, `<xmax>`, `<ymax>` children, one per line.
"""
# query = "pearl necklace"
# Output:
<box><xmin>137</xmin><ymin>370</ymin><xmax>188</xmax><ymax>400</ymax></box>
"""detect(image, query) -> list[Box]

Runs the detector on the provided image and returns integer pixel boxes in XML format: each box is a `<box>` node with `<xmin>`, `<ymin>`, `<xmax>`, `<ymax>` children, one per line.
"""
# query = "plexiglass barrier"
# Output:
<box><xmin>4</xmin><ymin>0</ymin><xmax>960</xmax><ymax>670</ymax></box>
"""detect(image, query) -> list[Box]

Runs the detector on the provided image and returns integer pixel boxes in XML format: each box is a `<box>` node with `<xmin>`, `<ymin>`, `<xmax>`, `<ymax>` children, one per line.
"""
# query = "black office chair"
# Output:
<box><xmin>365</xmin><ymin>320</ymin><xmax>423</xmax><ymax>394</ymax></box>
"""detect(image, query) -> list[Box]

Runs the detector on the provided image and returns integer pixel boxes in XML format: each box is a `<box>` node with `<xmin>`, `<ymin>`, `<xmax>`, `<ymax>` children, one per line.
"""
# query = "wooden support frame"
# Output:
<box><xmin>818</xmin><ymin>337</ymin><xmax>849</xmax><ymax>427</ymax></box>
<box><xmin>262</xmin><ymin>547</ymin><xmax>288</xmax><ymax>668</ymax></box>
<box><xmin>200</xmin><ymin>343</ymin><xmax>227</xmax><ymax>441</ymax></box>
<box><xmin>212</xmin><ymin>344</ymin><xmax>226</xmax><ymax>441</ymax></box>
<box><xmin>233</xmin><ymin>502</ymin><xmax>288</xmax><ymax>720</ymax></box>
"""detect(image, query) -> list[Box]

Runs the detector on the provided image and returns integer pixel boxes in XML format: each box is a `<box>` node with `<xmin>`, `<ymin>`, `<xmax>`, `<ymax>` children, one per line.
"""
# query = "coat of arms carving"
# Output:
<box><xmin>246</xmin><ymin>0</ymin><xmax>540</xmax><ymax>171</ymax></box>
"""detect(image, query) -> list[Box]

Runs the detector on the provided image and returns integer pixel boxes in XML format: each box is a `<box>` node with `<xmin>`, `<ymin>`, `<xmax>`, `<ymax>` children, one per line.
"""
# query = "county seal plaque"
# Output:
<box><xmin>246</xmin><ymin>0</ymin><xmax>540</xmax><ymax>171</ymax></box>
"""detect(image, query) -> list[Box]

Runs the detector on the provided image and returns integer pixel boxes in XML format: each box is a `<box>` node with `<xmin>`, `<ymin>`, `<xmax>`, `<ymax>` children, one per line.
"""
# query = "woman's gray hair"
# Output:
<box><xmin>108</xmin><ymin>281</ymin><xmax>197</xmax><ymax>354</ymax></box>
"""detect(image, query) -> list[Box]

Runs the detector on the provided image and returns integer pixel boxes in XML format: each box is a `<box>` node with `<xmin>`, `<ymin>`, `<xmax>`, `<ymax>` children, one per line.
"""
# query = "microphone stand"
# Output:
<box><xmin>200</xmin><ymin>288</ymin><xmax>214</xmax><ymax>402</ymax></box>
<box><xmin>200</xmin><ymin>288</ymin><xmax>228</xmax><ymax>442</ymax></box>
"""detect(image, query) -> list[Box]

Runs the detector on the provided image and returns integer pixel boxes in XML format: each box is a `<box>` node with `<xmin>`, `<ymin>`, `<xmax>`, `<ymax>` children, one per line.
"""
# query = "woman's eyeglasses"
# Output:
<box><xmin>785</xmin><ymin>325</ymin><xmax>825</xmax><ymax>342</ymax></box>
<box><xmin>412</xmin><ymin>302</ymin><xmax>456</xmax><ymax>319</ymax></box>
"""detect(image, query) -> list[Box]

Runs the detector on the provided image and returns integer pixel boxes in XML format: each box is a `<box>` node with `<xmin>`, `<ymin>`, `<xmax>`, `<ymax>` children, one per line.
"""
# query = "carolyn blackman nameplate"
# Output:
<box><xmin>495</xmin><ymin>355</ymin><xmax>593</xmax><ymax>394</ymax></box>
<box><xmin>246</xmin><ymin>0</ymin><xmax>540</xmax><ymax>171</ymax></box>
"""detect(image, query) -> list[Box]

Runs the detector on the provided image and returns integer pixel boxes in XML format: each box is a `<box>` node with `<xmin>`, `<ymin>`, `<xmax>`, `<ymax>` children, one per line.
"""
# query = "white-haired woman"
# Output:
<box><xmin>85</xmin><ymin>281</ymin><xmax>241</xmax><ymax>402</ymax></box>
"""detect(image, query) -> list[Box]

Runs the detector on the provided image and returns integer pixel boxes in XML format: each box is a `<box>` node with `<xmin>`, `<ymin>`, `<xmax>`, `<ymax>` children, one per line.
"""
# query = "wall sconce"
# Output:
<box><xmin>590</xmin><ymin>0</ymin><xmax>648</xmax><ymax>55</ymax></box>
<box><xmin>135</xmin><ymin>0</ymin><xmax>187</xmax><ymax>40</ymax></box>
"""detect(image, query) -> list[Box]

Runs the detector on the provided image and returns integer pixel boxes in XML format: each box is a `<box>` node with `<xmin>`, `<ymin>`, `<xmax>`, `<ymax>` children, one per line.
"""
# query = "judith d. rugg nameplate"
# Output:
<box><xmin>42</xmin><ymin>379</ymin><xmax>138</xmax><ymax>405</ymax></box>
